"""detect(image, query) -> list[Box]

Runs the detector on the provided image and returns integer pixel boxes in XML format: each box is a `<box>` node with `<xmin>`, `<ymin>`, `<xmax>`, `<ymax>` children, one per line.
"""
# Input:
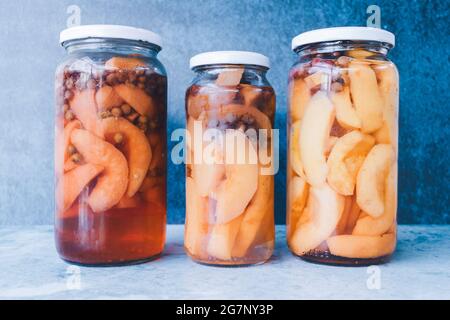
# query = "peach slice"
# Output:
<box><xmin>356</xmin><ymin>144</ymin><xmax>395</xmax><ymax>218</ymax></box>
<box><xmin>289</xmin><ymin>121</ymin><xmax>306</xmax><ymax>178</ymax></box>
<box><xmin>349</xmin><ymin>62</ymin><xmax>383</xmax><ymax>133</ymax></box>
<box><xmin>71</xmin><ymin>129</ymin><xmax>128</xmax><ymax>212</ymax></box>
<box><xmin>290</xmin><ymin>183</ymin><xmax>345</xmax><ymax>255</ymax></box>
<box><xmin>327</xmin><ymin>131</ymin><xmax>375</xmax><ymax>195</ymax></box>
<box><xmin>353</xmin><ymin>165</ymin><xmax>397</xmax><ymax>236</ymax></box>
<box><xmin>102</xmin><ymin>117</ymin><xmax>152</xmax><ymax>197</ymax></box>
<box><xmin>289</xmin><ymin>78</ymin><xmax>311</xmax><ymax>121</ymax></box>
<box><xmin>207</xmin><ymin>215</ymin><xmax>244</xmax><ymax>261</ymax></box>
<box><xmin>331</xmin><ymin>86</ymin><xmax>361</xmax><ymax>130</ymax></box>
<box><xmin>56</xmin><ymin>163</ymin><xmax>104</xmax><ymax>212</ymax></box>
<box><xmin>299</xmin><ymin>91</ymin><xmax>335</xmax><ymax>187</ymax></box>
<box><xmin>373</xmin><ymin>65</ymin><xmax>399</xmax><ymax>146</ymax></box>
<box><xmin>214</xmin><ymin>130</ymin><xmax>259</xmax><ymax>224</ymax></box>
<box><xmin>69</xmin><ymin>89</ymin><xmax>103</xmax><ymax>137</ymax></box>
<box><xmin>95</xmin><ymin>85</ymin><xmax>124</xmax><ymax>110</ymax></box>
<box><xmin>232</xmin><ymin>174</ymin><xmax>274</xmax><ymax>257</ymax></box>
<box><xmin>114</xmin><ymin>84</ymin><xmax>155</xmax><ymax>117</ymax></box>
<box><xmin>55</xmin><ymin>120</ymin><xmax>81</xmax><ymax>177</ymax></box>
<box><xmin>105</xmin><ymin>57</ymin><xmax>146</xmax><ymax>70</ymax></box>
<box><xmin>216</xmin><ymin>69</ymin><xmax>244</xmax><ymax>86</ymax></box>
<box><xmin>344</xmin><ymin>197</ymin><xmax>361</xmax><ymax>234</ymax></box>
<box><xmin>327</xmin><ymin>233</ymin><xmax>396</xmax><ymax>259</ymax></box>
<box><xmin>335</xmin><ymin>196</ymin><xmax>354</xmax><ymax>235</ymax></box>
<box><xmin>287</xmin><ymin>176</ymin><xmax>308</xmax><ymax>238</ymax></box>
<box><xmin>185</xmin><ymin>177</ymin><xmax>209</xmax><ymax>257</ymax></box>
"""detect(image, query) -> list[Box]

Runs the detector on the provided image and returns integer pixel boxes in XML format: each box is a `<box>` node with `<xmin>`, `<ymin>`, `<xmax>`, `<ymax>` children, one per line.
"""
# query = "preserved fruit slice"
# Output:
<box><xmin>349</xmin><ymin>62</ymin><xmax>383</xmax><ymax>133</ymax></box>
<box><xmin>105</xmin><ymin>57</ymin><xmax>146</xmax><ymax>70</ymax></box>
<box><xmin>208</xmin><ymin>104</ymin><xmax>272</xmax><ymax>130</ymax></box>
<box><xmin>331</xmin><ymin>86</ymin><xmax>361</xmax><ymax>130</ymax></box>
<box><xmin>102</xmin><ymin>117</ymin><xmax>152</xmax><ymax>197</ymax></box>
<box><xmin>116</xmin><ymin>194</ymin><xmax>142</xmax><ymax>209</ymax></box>
<box><xmin>374</xmin><ymin>66</ymin><xmax>398</xmax><ymax>146</ymax></box>
<box><xmin>95</xmin><ymin>85</ymin><xmax>124</xmax><ymax>110</ymax></box>
<box><xmin>214</xmin><ymin>130</ymin><xmax>259</xmax><ymax>224</ymax></box>
<box><xmin>185</xmin><ymin>177</ymin><xmax>209</xmax><ymax>257</ymax></box>
<box><xmin>327</xmin><ymin>131</ymin><xmax>375</xmax><ymax>195</ymax></box>
<box><xmin>299</xmin><ymin>91</ymin><xmax>335</xmax><ymax>187</ymax></box>
<box><xmin>356</xmin><ymin>144</ymin><xmax>395</xmax><ymax>217</ymax></box>
<box><xmin>114</xmin><ymin>84</ymin><xmax>155</xmax><ymax>117</ymax></box>
<box><xmin>289</xmin><ymin>121</ymin><xmax>306</xmax><ymax>178</ymax></box>
<box><xmin>290</xmin><ymin>183</ymin><xmax>344</xmax><ymax>255</ymax></box>
<box><xmin>289</xmin><ymin>78</ymin><xmax>310</xmax><ymax>121</ymax></box>
<box><xmin>232</xmin><ymin>174</ymin><xmax>273</xmax><ymax>257</ymax></box>
<box><xmin>69</xmin><ymin>89</ymin><xmax>103</xmax><ymax>137</ymax></box>
<box><xmin>353</xmin><ymin>165</ymin><xmax>397</xmax><ymax>236</ymax></box>
<box><xmin>240</xmin><ymin>84</ymin><xmax>262</xmax><ymax>107</ymax></box>
<box><xmin>207</xmin><ymin>215</ymin><xmax>243</xmax><ymax>260</ymax></box>
<box><xmin>327</xmin><ymin>233</ymin><xmax>396</xmax><ymax>259</ymax></box>
<box><xmin>56</xmin><ymin>163</ymin><xmax>104</xmax><ymax>213</ymax></box>
<box><xmin>71</xmin><ymin>129</ymin><xmax>128</xmax><ymax>212</ymax></box>
<box><xmin>55</xmin><ymin>120</ymin><xmax>81</xmax><ymax>177</ymax></box>
<box><xmin>288</xmin><ymin>176</ymin><xmax>308</xmax><ymax>238</ymax></box>
<box><xmin>216</xmin><ymin>69</ymin><xmax>244</xmax><ymax>86</ymax></box>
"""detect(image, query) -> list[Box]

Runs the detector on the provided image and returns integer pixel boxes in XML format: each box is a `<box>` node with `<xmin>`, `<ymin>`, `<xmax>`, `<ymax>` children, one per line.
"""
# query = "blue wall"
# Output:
<box><xmin>0</xmin><ymin>0</ymin><xmax>448</xmax><ymax>225</ymax></box>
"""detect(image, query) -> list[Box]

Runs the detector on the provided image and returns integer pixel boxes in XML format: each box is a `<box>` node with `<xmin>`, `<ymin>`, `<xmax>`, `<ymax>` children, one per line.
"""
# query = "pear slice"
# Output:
<box><xmin>289</xmin><ymin>120</ymin><xmax>306</xmax><ymax>178</ymax></box>
<box><xmin>356</xmin><ymin>144</ymin><xmax>395</xmax><ymax>218</ymax></box>
<box><xmin>327</xmin><ymin>131</ymin><xmax>375</xmax><ymax>195</ymax></box>
<box><xmin>290</xmin><ymin>183</ymin><xmax>345</xmax><ymax>255</ymax></box>
<box><xmin>287</xmin><ymin>176</ymin><xmax>309</xmax><ymax>238</ymax></box>
<box><xmin>289</xmin><ymin>78</ymin><xmax>311</xmax><ymax>121</ymax></box>
<box><xmin>207</xmin><ymin>215</ymin><xmax>243</xmax><ymax>261</ymax></box>
<box><xmin>331</xmin><ymin>86</ymin><xmax>361</xmax><ymax>130</ymax></box>
<box><xmin>373</xmin><ymin>65</ymin><xmax>399</xmax><ymax>147</ymax></box>
<box><xmin>349</xmin><ymin>62</ymin><xmax>383</xmax><ymax>133</ymax></box>
<box><xmin>353</xmin><ymin>165</ymin><xmax>397</xmax><ymax>236</ymax></box>
<box><xmin>299</xmin><ymin>91</ymin><xmax>335</xmax><ymax>187</ymax></box>
<box><xmin>327</xmin><ymin>233</ymin><xmax>396</xmax><ymax>259</ymax></box>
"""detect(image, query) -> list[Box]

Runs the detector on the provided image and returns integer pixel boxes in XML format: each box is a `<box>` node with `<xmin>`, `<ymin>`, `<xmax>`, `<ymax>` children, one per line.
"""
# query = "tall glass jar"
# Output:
<box><xmin>287</xmin><ymin>27</ymin><xmax>398</xmax><ymax>265</ymax></box>
<box><xmin>55</xmin><ymin>25</ymin><xmax>167</xmax><ymax>265</ymax></box>
<box><xmin>185</xmin><ymin>51</ymin><xmax>276</xmax><ymax>266</ymax></box>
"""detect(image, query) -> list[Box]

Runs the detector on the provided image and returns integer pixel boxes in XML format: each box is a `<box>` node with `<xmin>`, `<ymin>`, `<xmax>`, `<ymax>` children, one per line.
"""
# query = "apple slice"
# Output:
<box><xmin>289</xmin><ymin>120</ymin><xmax>306</xmax><ymax>178</ymax></box>
<box><xmin>299</xmin><ymin>91</ymin><xmax>335</xmax><ymax>187</ymax></box>
<box><xmin>327</xmin><ymin>131</ymin><xmax>375</xmax><ymax>195</ymax></box>
<box><xmin>289</xmin><ymin>78</ymin><xmax>311</xmax><ymax>121</ymax></box>
<box><xmin>349</xmin><ymin>62</ymin><xmax>383</xmax><ymax>133</ymax></box>
<box><xmin>289</xmin><ymin>183</ymin><xmax>345</xmax><ymax>255</ymax></box>
<box><xmin>327</xmin><ymin>233</ymin><xmax>396</xmax><ymax>259</ymax></box>
<box><xmin>353</xmin><ymin>165</ymin><xmax>397</xmax><ymax>236</ymax></box>
<box><xmin>287</xmin><ymin>176</ymin><xmax>309</xmax><ymax>238</ymax></box>
<box><xmin>356</xmin><ymin>144</ymin><xmax>395</xmax><ymax>218</ymax></box>
<box><xmin>373</xmin><ymin>65</ymin><xmax>399</xmax><ymax>146</ymax></box>
<box><xmin>331</xmin><ymin>86</ymin><xmax>361</xmax><ymax>130</ymax></box>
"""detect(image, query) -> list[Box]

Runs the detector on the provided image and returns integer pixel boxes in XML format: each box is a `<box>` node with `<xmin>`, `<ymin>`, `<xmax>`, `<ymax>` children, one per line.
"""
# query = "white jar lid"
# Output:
<box><xmin>292</xmin><ymin>27</ymin><xmax>395</xmax><ymax>50</ymax></box>
<box><xmin>190</xmin><ymin>51</ymin><xmax>270</xmax><ymax>69</ymax></box>
<box><xmin>60</xmin><ymin>24</ymin><xmax>162</xmax><ymax>48</ymax></box>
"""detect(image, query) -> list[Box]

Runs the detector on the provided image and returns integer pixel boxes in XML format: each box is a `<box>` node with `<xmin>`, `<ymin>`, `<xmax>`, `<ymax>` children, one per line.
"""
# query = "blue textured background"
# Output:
<box><xmin>0</xmin><ymin>0</ymin><xmax>448</xmax><ymax>225</ymax></box>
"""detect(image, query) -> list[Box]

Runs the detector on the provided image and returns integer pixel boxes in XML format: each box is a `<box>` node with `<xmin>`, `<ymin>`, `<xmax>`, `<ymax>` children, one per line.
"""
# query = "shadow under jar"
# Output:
<box><xmin>287</xmin><ymin>27</ymin><xmax>399</xmax><ymax>266</ymax></box>
<box><xmin>55</xmin><ymin>25</ymin><xmax>167</xmax><ymax>265</ymax></box>
<box><xmin>185</xmin><ymin>51</ymin><xmax>276</xmax><ymax>266</ymax></box>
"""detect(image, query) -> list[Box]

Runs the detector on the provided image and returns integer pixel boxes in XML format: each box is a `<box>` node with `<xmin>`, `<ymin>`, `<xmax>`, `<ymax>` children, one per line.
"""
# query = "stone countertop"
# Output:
<box><xmin>0</xmin><ymin>225</ymin><xmax>449</xmax><ymax>300</ymax></box>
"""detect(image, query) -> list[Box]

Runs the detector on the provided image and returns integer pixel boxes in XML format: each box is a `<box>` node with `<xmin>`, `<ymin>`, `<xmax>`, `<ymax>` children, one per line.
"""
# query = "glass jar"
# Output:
<box><xmin>55</xmin><ymin>25</ymin><xmax>167</xmax><ymax>265</ymax></box>
<box><xmin>287</xmin><ymin>27</ymin><xmax>398</xmax><ymax>265</ymax></box>
<box><xmin>185</xmin><ymin>51</ymin><xmax>276</xmax><ymax>266</ymax></box>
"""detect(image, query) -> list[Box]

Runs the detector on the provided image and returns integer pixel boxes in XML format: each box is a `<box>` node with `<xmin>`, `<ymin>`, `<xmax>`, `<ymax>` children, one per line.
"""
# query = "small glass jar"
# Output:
<box><xmin>287</xmin><ymin>27</ymin><xmax>398</xmax><ymax>265</ymax></box>
<box><xmin>185</xmin><ymin>51</ymin><xmax>276</xmax><ymax>266</ymax></box>
<box><xmin>55</xmin><ymin>25</ymin><xmax>167</xmax><ymax>265</ymax></box>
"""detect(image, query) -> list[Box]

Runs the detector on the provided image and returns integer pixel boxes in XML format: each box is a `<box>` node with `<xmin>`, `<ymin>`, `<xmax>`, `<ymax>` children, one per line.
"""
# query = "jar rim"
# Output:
<box><xmin>60</xmin><ymin>24</ymin><xmax>162</xmax><ymax>49</ymax></box>
<box><xmin>291</xmin><ymin>27</ymin><xmax>395</xmax><ymax>51</ymax></box>
<box><xmin>189</xmin><ymin>51</ymin><xmax>270</xmax><ymax>69</ymax></box>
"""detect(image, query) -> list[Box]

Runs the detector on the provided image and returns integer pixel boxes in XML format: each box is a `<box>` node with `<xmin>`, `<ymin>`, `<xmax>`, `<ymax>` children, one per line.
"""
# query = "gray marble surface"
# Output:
<box><xmin>0</xmin><ymin>225</ymin><xmax>449</xmax><ymax>300</ymax></box>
